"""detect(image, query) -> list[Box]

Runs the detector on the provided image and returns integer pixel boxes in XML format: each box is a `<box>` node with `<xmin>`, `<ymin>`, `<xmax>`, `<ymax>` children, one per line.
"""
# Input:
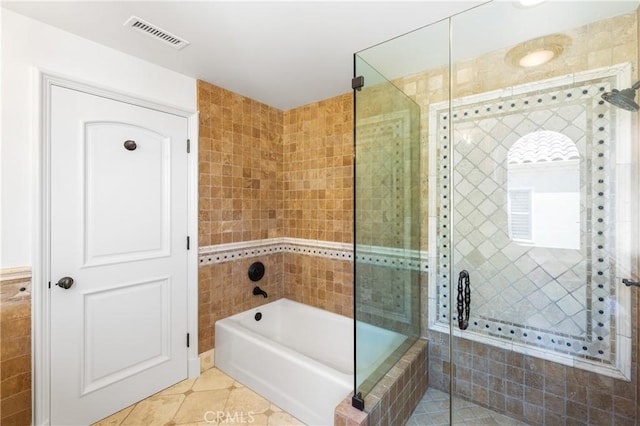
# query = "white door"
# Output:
<box><xmin>50</xmin><ymin>85</ymin><xmax>189</xmax><ymax>425</ymax></box>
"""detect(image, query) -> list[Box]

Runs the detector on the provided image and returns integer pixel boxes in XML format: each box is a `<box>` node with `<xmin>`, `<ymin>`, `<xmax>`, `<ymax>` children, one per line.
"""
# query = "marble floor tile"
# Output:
<box><xmin>121</xmin><ymin>394</ymin><xmax>185</xmax><ymax>426</ymax></box>
<box><xmin>172</xmin><ymin>389</ymin><xmax>230</xmax><ymax>424</ymax></box>
<box><xmin>92</xmin><ymin>405</ymin><xmax>135</xmax><ymax>426</ymax></box>
<box><xmin>92</xmin><ymin>367</ymin><xmax>304</xmax><ymax>426</ymax></box>
<box><xmin>192</xmin><ymin>367</ymin><xmax>235</xmax><ymax>392</ymax></box>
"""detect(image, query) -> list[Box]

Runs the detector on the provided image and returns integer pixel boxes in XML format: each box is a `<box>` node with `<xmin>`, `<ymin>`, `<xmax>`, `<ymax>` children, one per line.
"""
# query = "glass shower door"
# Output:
<box><xmin>352</xmin><ymin>55</ymin><xmax>422</xmax><ymax>403</ymax></box>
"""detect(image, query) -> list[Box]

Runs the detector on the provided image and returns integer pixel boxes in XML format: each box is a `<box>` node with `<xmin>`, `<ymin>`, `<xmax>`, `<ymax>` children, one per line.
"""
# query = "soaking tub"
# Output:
<box><xmin>214</xmin><ymin>298</ymin><xmax>407</xmax><ymax>425</ymax></box>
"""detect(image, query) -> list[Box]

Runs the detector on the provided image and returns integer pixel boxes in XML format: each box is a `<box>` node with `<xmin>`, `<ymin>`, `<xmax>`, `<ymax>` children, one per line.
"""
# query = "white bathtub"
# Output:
<box><xmin>214</xmin><ymin>298</ymin><xmax>406</xmax><ymax>425</ymax></box>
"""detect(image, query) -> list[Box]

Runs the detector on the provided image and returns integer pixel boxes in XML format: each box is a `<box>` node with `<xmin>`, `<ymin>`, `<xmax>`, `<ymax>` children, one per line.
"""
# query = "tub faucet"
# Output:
<box><xmin>253</xmin><ymin>286</ymin><xmax>268</xmax><ymax>298</ymax></box>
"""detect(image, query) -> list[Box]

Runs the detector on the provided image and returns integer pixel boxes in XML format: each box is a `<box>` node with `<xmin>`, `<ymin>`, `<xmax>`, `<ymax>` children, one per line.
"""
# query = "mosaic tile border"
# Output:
<box><xmin>199</xmin><ymin>238</ymin><xmax>429</xmax><ymax>271</ymax></box>
<box><xmin>199</xmin><ymin>238</ymin><xmax>352</xmax><ymax>265</ymax></box>
<box><xmin>428</xmin><ymin>64</ymin><xmax>633</xmax><ymax>380</ymax></box>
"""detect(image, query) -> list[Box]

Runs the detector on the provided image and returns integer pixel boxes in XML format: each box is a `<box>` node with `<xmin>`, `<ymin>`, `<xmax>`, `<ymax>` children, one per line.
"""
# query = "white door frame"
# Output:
<box><xmin>33</xmin><ymin>71</ymin><xmax>200</xmax><ymax>426</ymax></box>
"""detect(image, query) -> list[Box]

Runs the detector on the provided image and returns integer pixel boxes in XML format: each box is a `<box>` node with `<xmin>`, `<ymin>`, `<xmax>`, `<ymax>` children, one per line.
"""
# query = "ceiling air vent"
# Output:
<box><xmin>124</xmin><ymin>16</ymin><xmax>190</xmax><ymax>50</ymax></box>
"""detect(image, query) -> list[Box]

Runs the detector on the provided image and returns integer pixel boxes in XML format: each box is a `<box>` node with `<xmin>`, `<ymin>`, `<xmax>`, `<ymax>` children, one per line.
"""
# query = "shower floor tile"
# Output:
<box><xmin>408</xmin><ymin>388</ymin><xmax>529</xmax><ymax>426</ymax></box>
<box><xmin>92</xmin><ymin>366</ymin><xmax>304</xmax><ymax>426</ymax></box>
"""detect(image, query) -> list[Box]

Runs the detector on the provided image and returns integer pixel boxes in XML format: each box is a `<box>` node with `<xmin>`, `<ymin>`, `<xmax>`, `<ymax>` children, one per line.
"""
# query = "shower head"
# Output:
<box><xmin>601</xmin><ymin>81</ymin><xmax>640</xmax><ymax>112</ymax></box>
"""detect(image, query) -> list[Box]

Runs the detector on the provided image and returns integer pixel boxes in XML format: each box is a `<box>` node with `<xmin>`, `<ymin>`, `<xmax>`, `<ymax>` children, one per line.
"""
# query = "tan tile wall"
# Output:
<box><xmin>198</xmin><ymin>254</ymin><xmax>284</xmax><ymax>353</ymax></box>
<box><xmin>0</xmin><ymin>272</ymin><xmax>32</xmax><ymax>425</ymax></box>
<box><xmin>282</xmin><ymin>94</ymin><xmax>354</xmax><ymax>244</ymax></box>
<box><xmin>197</xmin><ymin>85</ymin><xmax>356</xmax><ymax>351</ymax></box>
<box><xmin>197</xmin><ymin>80</ymin><xmax>284</xmax><ymax>246</ymax></box>
<box><xmin>283</xmin><ymin>253</ymin><xmax>353</xmax><ymax>318</ymax></box>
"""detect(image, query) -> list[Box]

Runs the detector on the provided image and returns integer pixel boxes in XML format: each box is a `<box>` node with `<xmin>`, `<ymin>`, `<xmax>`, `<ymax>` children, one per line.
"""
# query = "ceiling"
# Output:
<box><xmin>1</xmin><ymin>0</ymin><xmax>486</xmax><ymax>110</ymax></box>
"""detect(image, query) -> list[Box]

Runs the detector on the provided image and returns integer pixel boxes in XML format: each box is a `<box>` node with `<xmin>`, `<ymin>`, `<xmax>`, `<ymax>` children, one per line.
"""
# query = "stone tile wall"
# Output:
<box><xmin>197</xmin><ymin>82</ymin><xmax>355</xmax><ymax>352</ymax></box>
<box><xmin>282</xmin><ymin>93</ymin><xmax>354</xmax><ymax>244</ymax></box>
<box><xmin>283</xmin><ymin>252</ymin><xmax>353</xmax><ymax>318</ymax></box>
<box><xmin>197</xmin><ymin>80</ymin><xmax>284</xmax><ymax>246</ymax></box>
<box><xmin>198</xmin><ymin>254</ymin><xmax>285</xmax><ymax>353</ymax></box>
<box><xmin>335</xmin><ymin>339</ymin><xmax>429</xmax><ymax>426</ymax></box>
<box><xmin>427</xmin><ymin>324</ymin><xmax>638</xmax><ymax>425</ymax></box>
<box><xmin>0</xmin><ymin>269</ymin><xmax>32</xmax><ymax>425</ymax></box>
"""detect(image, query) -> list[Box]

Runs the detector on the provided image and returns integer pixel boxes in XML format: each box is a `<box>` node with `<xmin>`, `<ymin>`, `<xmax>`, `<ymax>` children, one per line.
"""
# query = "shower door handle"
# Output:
<box><xmin>457</xmin><ymin>270</ymin><xmax>470</xmax><ymax>330</ymax></box>
<box><xmin>622</xmin><ymin>278</ymin><xmax>640</xmax><ymax>288</ymax></box>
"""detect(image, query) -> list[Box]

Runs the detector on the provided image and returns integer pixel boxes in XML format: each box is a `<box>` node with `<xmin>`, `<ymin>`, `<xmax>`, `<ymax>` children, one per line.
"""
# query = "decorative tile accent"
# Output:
<box><xmin>198</xmin><ymin>238</ymin><xmax>353</xmax><ymax>266</ymax></box>
<box><xmin>199</xmin><ymin>237</ymin><xmax>429</xmax><ymax>270</ymax></box>
<box><xmin>428</xmin><ymin>65</ymin><xmax>634</xmax><ymax>379</ymax></box>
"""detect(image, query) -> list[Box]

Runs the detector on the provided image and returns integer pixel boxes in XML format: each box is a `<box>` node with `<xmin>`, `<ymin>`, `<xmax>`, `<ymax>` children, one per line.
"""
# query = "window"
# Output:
<box><xmin>508</xmin><ymin>189</ymin><xmax>533</xmax><ymax>242</ymax></box>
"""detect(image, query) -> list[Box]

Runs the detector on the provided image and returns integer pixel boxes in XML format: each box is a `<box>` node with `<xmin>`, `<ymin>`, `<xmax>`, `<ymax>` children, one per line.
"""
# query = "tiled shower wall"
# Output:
<box><xmin>391</xmin><ymin>9</ymin><xmax>640</xmax><ymax>425</ymax></box>
<box><xmin>197</xmin><ymin>81</ymin><xmax>354</xmax><ymax>352</ymax></box>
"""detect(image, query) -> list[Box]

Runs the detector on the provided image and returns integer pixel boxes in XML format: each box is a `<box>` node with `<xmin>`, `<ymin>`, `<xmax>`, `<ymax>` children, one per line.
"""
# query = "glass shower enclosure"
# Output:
<box><xmin>353</xmin><ymin>1</ymin><xmax>639</xmax><ymax>424</ymax></box>
<box><xmin>353</xmin><ymin>55</ymin><xmax>422</xmax><ymax>397</ymax></box>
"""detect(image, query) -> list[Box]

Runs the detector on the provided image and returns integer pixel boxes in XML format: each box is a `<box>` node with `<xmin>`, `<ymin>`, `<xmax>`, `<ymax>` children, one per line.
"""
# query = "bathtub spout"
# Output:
<box><xmin>253</xmin><ymin>286</ymin><xmax>268</xmax><ymax>298</ymax></box>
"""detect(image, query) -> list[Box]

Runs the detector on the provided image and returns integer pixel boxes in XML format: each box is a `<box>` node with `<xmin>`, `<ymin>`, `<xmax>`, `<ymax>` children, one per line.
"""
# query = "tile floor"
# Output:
<box><xmin>92</xmin><ymin>367</ymin><xmax>304</xmax><ymax>426</ymax></box>
<box><xmin>408</xmin><ymin>388</ymin><xmax>528</xmax><ymax>426</ymax></box>
<box><xmin>93</xmin><ymin>367</ymin><xmax>528</xmax><ymax>426</ymax></box>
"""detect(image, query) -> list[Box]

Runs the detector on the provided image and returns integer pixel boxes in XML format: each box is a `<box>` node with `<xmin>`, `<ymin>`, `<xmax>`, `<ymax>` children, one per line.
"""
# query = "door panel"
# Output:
<box><xmin>84</xmin><ymin>122</ymin><xmax>170</xmax><ymax>265</ymax></box>
<box><xmin>82</xmin><ymin>277</ymin><xmax>170</xmax><ymax>395</ymax></box>
<box><xmin>50</xmin><ymin>85</ymin><xmax>188</xmax><ymax>425</ymax></box>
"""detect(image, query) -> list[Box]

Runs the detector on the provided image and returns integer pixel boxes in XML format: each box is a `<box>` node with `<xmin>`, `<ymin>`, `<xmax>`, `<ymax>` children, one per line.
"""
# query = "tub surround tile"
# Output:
<box><xmin>197</xmin><ymin>80</ymin><xmax>355</xmax><ymax>353</ymax></box>
<box><xmin>198</xmin><ymin>253</ymin><xmax>285</xmax><ymax>353</ymax></box>
<box><xmin>337</xmin><ymin>339</ymin><xmax>429</xmax><ymax>426</ymax></box>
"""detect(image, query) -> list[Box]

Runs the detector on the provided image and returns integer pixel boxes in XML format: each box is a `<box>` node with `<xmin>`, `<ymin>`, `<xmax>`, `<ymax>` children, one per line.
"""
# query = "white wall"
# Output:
<box><xmin>1</xmin><ymin>9</ymin><xmax>197</xmax><ymax>268</ymax></box>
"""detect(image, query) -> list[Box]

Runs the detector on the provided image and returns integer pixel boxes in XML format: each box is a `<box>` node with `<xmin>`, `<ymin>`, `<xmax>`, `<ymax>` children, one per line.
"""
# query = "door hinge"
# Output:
<box><xmin>187</xmin><ymin>236</ymin><xmax>190</xmax><ymax>250</ymax></box>
<box><xmin>187</xmin><ymin>138</ymin><xmax>191</xmax><ymax>153</ymax></box>
<box><xmin>352</xmin><ymin>76</ymin><xmax>364</xmax><ymax>91</ymax></box>
<box><xmin>187</xmin><ymin>333</ymin><xmax>190</xmax><ymax>348</ymax></box>
<box><xmin>48</xmin><ymin>281</ymin><xmax>51</xmax><ymax>289</ymax></box>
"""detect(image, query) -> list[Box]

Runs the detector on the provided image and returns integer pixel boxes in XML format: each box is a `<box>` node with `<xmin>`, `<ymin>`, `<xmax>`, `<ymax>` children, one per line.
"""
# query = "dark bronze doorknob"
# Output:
<box><xmin>56</xmin><ymin>277</ymin><xmax>74</xmax><ymax>289</ymax></box>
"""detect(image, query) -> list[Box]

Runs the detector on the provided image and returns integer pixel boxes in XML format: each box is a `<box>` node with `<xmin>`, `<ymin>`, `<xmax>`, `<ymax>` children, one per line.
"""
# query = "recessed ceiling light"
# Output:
<box><xmin>519</xmin><ymin>50</ymin><xmax>555</xmax><ymax>67</ymax></box>
<box><xmin>505</xmin><ymin>34</ymin><xmax>571</xmax><ymax>68</ymax></box>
